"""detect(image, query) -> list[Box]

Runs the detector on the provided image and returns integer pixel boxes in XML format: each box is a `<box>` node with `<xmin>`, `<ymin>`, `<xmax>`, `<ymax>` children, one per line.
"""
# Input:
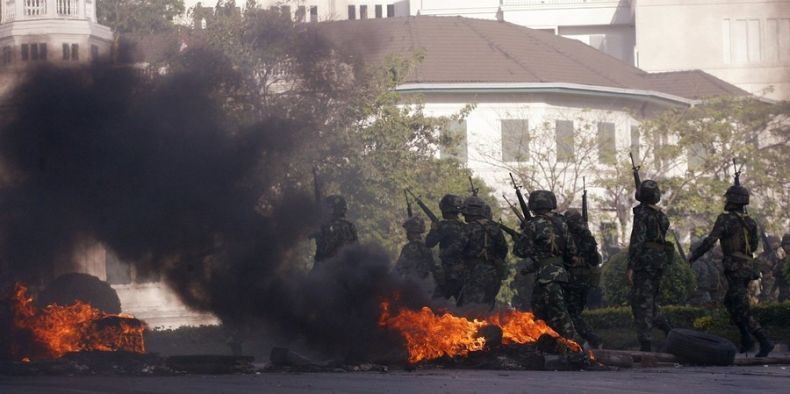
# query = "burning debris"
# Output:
<box><xmin>7</xmin><ymin>283</ymin><xmax>145</xmax><ymax>361</ymax></box>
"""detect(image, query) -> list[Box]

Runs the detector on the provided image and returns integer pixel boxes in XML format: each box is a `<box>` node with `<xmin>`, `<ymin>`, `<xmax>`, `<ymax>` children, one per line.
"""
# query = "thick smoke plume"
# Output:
<box><xmin>0</xmin><ymin>60</ymin><xmax>426</xmax><ymax>360</ymax></box>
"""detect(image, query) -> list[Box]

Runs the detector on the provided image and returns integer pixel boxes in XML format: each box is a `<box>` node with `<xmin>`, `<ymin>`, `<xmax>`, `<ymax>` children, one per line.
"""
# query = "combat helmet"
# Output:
<box><xmin>725</xmin><ymin>158</ymin><xmax>750</xmax><ymax>205</ymax></box>
<box><xmin>564</xmin><ymin>208</ymin><xmax>582</xmax><ymax>224</ymax></box>
<box><xmin>637</xmin><ymin>180</ymin><xmax>661</xmax><ymax>204</ymax></box>
<box><xmin>439</xmin><ymin>194</ymin><xmax>463</xmax><ymax>214</ymax></box>
<box><xmin>462</xmin><ymin>195</ymin><xmax>487</xmax><ymax>218</ymax></box>
<box><xmin>528</xmin><ymin>190</ymin><xmax>557</xmax><ymax>211</ymax></box>
<box><xmin>402</xmin><ymin>216</ymin><xmax>426</xmax><ymax>234</ymax></box>
<box><xmin>324</xmin><ymin>195</ymin><xmax>347</xmax><ymax>217</ymax></box>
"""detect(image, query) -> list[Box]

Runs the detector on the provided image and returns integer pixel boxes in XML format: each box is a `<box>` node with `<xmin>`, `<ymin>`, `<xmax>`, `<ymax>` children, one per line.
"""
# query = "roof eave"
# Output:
<box><xmin>395</xmin><ymin>82</ymin><xmax>702</xmax><ymax>107</ymax></box>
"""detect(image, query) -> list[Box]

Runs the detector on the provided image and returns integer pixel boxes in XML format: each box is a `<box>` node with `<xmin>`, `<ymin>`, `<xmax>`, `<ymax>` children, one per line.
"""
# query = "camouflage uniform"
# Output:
<box><xmin>690</xmin><ymin>183</ymin><xmax>773</xmax><ymax>356</ymax></box>
<box><xmin>314</xmin><ymin>195</ymin><xmax>358</xmax><ymax>266</ymax></box>
<box><xmin>564</xmin><ymin>209</ymin><xmax>603</xmax><ymax>347</ymax></box>
<box><xmin>457</xmin><ymin>197</ymin><xmax>508</xmax><ymax>306</ymax></box>
<box><xmin>514</xmin><ymin>191</ymin><xmax>582</xmax><ymax>343</ymax></box>
<box><xmin>779</xmin><ymin>234</ymin><xmax>790</xmax><ymax>301</ymax></box>
<box><xmin>395</xmin><ymin>216</ymin><xmax>438</xmax><ymax>294</ymax></box>
<box><xmin>425</xmin><ymin>194</ymin><xmax>465</xmax><ymax>300</ymax></box>
<box><xmin>628</xmin><ymin>181</ymin><xmax>673</xmax><ymax>351</ymax></box>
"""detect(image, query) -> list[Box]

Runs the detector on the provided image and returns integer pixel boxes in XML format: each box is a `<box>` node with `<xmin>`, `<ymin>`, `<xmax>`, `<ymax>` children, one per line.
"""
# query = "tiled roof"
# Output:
<box><xmin>319</xmin><ymin>16</ymin><xmax>748</xmax><ymax>101</ymax></box>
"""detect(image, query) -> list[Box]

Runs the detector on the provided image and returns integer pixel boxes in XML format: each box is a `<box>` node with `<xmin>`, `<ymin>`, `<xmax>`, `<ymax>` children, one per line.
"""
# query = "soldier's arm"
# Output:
<box><xmin>690</xmin><ymin>215</ymin><xmax>727</xmax><ymax>262</ymax></box>
<box><xmin>425</xmin><ymin>227</ymin><xmax>441</xmax><ymax>248</ymax></box>
<box><xmin>494</xmin><ymin>228</ymin><xmax>509</xmax><ymax>258</ymax></box>
<box><xmin>747</xmin><ymin>219</ymin><xmax>760</xmax><ymax>254</ymax></box>
<box><xmin>627</xmin><ymin>212</ymin><xmax>647</xmax><ymax>269</ymax></box>
<box><xmin>444</xmin><ymin>224</ymin><xmax>468</xmax><ymax>258</ymax></box>
<box><xmin>582</xmin><ymin>227</ymin><xmax>602</xmax><ymax>266</ymax></box>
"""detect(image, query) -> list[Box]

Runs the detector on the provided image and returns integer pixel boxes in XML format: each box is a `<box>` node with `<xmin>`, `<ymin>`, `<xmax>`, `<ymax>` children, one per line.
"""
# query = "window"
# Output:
<box><xmin>70</xmin><ymin>44</ymin><xmax>78</xmax><ymax>61</ymax></box>
<box><xmin>310</xmin><ymin>6</ymin><xmax>318</xmax><ymax>22</ymax></box>
<box><xmin>375</xmin><ymin>4</ymin><xmax>383</xmax><ymax>18</ymax></box>
<box><xmin>597</xmin><ymin>122</ymin><xmax>616</xmax><ymax>165</ymax></box>
<box><xmin>21</xmin><ymin>44</ymin><xmax>28</xmax><ymax>61</ymax></box>
<box><xmin>91</xmin><ymin>45</ymin><xmax>99</xmax><ymax>60</ymax></box>
<box><xmin>360</xmin><ymin>5</ymin><xmax>368</xmax><ymax>19</ymax></box>
<box><xmin>387</xmin><ymin>4</ymin><xmax>395</xmax><ymax>17</ymax></box>
<box><xmin>3</xmin><ymin>46</ymin><xmax>11</xmax><ymax>65</ymax></box>
<box><xmin>62</xmin><ymin>43</ymin><xmax>70</xmax><ymax>60</ymax></box>
<box><xmin>723</xmin><ymin>18</ymin><xmax>764</xmax><ymax>64</ymax></box>
<box><xmin>348</xmin><ymin>5</ymin><xmax>356</xmax><ymax>20</ymax></box>
<box><xmin>630</xmin><ymin>125</ymin><xmax>640</xmax><ymax>160</ymax></box>
<box><xmin>31</xmin><ymin>43</ymin><xmax>39</xmax><ymax>61</ymax></box>
<box><xmin>296</xmin><ymin>6</ymin><xmax>306</xmax><ymax>22</ymax></box>
<box><xmin>555</xmin><ymin>120</ymin><xmax>574</xmax><ymax>162</ymax></box>
<box><xmin>441</xmin><ymin>120</ymin><xmax>468</xmax><ymax>163</ymax></box>
<box><xmin>501</xmin><ymin>119</ymin><xmax>529</xmax><ymax>162</ymax></box>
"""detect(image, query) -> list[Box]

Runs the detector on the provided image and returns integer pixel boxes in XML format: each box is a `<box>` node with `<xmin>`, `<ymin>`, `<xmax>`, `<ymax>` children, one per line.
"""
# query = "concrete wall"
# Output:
<box><xmin>635</xmin><ymin>0</ymin><xmax>790</xmax><ymax>100</ymax></box>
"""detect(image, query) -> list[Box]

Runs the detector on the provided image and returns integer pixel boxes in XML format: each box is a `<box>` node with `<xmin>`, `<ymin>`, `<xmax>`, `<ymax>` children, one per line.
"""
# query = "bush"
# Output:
<box><xmin>601</xmin><ymin>249</ymin><xmax>696</xmax><ymax>306</ymax></box>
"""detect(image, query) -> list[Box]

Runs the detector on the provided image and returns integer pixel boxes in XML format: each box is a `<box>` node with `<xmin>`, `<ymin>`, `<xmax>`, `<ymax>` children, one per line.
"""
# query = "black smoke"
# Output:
<box><xmin>0</xmin><ymin>59</ymin><xmax>427</xmax><ymax>360</ymax></box>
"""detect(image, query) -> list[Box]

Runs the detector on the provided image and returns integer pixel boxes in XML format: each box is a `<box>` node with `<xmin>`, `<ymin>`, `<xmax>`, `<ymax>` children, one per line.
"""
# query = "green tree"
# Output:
<box><xmin>98</xmin><ymin>0</ymin><xmax>185</xmax><ymax>34</ymax></box>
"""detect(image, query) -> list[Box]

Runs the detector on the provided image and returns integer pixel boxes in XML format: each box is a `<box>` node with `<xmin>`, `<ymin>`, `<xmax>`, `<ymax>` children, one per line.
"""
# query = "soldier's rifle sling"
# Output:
<box><xmin>405</xmin><ymin>188</ymin><xmax>439</xmax><ymax>223</ymax></box>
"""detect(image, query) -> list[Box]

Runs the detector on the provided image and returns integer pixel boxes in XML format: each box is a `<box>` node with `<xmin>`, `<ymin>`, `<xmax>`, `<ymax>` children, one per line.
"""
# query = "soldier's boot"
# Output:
<box><xmin>753</xmin><ymin>329</ymin><xmax>774</xmax><ymax>358</ymax></box>
<box><xmin>737</xmin><ymin>323</ymin><xmax>754</xmax><ymax>353</ymax></box>
<box><xmin>639</xmin><ymin>340</ymin><xmax>651</xmax><ymax>352</ymax></box>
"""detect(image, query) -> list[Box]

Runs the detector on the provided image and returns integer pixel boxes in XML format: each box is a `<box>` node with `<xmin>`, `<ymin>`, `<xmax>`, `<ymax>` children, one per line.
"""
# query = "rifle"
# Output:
<box><xmin>509</xmin><ymin>172</ymin><xmax>531</xmax><ymax>220</ymax></box>
<box><xmin>629</xmin><ymin>152</ymin><xmax>641</xmax><ymax>200</ymax></box>
<box><xmin>582</xmin><ymin>176</ymin><xmax>589</xmax><ymax>224</ymax></box>
<box><xmin>497</xmin><ymin>220</ymin><xmax>519</xmax><ymax>239</ymax></box>
<box><xmin>468</xmin><ymin>176</ymin><xmax>479</xmax><ymax>196</ymax></box>
<box><xmin>404</xmin><ymin>190</ymin><xmax>413</xmax><ymax>217</ymax></box>
<box><xmin>312</xmin><ymin>166</ymin><xmax>321</xmax><ymax>204</ymax></box>
<box><xmin>671</xmin><ymin>230</ymin><xmax>689</xmax><ymax>264</ymax></box>
<box><xmin>732</xmin><ymin>158</ymin><xmax>742</xmax><ymax>186</ymax></box>
<box><xmin>405</xmin><ymin>188</ymin><xmax>439</xmax><ymax>223</ymax></box>
<box><xmin>503</xmin><ymin>194</ymin><xmax>525</xmax><ymax>225</ymax></box>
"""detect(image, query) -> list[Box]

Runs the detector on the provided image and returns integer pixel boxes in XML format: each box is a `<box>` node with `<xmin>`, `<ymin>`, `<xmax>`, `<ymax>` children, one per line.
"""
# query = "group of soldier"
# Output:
<box><xmin>312</xmin><ymin>160</ymin><xmax>780</xmax><ymax>357</ymax></box>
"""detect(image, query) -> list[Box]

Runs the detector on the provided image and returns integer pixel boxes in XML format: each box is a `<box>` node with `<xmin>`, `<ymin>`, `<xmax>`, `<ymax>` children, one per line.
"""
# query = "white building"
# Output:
<box><xmin>242</xmin><ymin>1</ymin><xmax>789</xmax><ymax>100</ymax></box>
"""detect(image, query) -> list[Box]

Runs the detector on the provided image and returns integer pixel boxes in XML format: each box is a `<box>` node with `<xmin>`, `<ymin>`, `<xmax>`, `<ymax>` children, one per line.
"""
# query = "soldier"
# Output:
<box><xmin>394</xmin><ymin>216</ymin><xmax>437</xmax><ymax>295</ymax></box>
<box><xmin>514</xmin><ymin>190</ymin><xmax>583</xmax><ymax>344</ymax></box>
<box><xmin>425</xmin><ymin>194</ymin><xmax>465</xmax><ymax>301</ymax></box>
<box><xmin>689</xmin><ymin>182</ymin><xmax>773</xmax><ymax>357</ymax></box>
<box><xmin>457</xmin><ymin>196</ymin><xmax>508</xmax><ymax>307</ymax></box>
<box><xmin>313</xmin><ymin>195</ymin><xmax>358</xmax><ymax>267</ymax></box>
<box><xmin>756</xmin><ymin>236</ymin><xmax>781</xmax><ymax>303</ymax></box>
<box><xmin>564</xmin><ymin>208</ymin><xmax>603</xmax><ymax>348</ymax></box>
<box><xmin>689</xmin><ymin>240</ymin><xmax>717</xmax><ymax>306</ymax></box>
<box><xmin>626</xmin><ymin>180</ymin><xmax>673</xmax><ymax>352</ymax></box>
<box><xmin>779</xmin><ymin>234</ymin><xmax>790</xmax><ymax>301</ymax></box>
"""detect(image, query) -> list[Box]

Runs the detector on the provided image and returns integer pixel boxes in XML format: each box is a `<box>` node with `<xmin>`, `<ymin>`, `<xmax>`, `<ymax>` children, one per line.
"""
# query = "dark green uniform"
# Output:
<box><xmin>515</xmin><ymin>211</ymin><xmax>581</xmax><ymax>342</ymax></box>
<box><xmin>564</xmin><ymin>211</ymin><xmax>602</xmax><ymax>347</ymax></box>
<box><xmin>458</xmin><ymin>217</ymin><xmax>508</xmax><ymax>306</ymax></box>
<box><xmin>314</xmin><ymin>218</ymin><xmax>358</xmax><ymax>264</ymax></box>
<box><xmin>426</xmin><ymin>218</ymin><xmax>465</xmax><ymax>299</ymax></box>
<box><xmin>628</xmin><ymin>203</ymin><xmax>673</xmax><ymax>348</ymax></box>
<box><xmin>395</xmin><ymin>240</ymin><xmax>436</xmax><ymax>280</ymax></box>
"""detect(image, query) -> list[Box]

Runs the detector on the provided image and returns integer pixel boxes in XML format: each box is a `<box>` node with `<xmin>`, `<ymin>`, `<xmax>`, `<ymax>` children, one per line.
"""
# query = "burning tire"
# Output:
<box><xmin>38</xmin><ymin>273</ymin><xmax>122</xmax><ymax>314</ymax></box>
<box><xmin>664</xmin><ymin>328</ymin><xmax>736</xmax><ymax>366</ymax></box>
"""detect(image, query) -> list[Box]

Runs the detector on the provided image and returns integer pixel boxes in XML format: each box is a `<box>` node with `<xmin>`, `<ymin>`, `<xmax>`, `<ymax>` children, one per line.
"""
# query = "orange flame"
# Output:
<box><xmin>9</xmin><ymin>283</ymin><xmax>146</xmax><ymax>361</ymax></box>
<box><xmin>379</xmin><ymin>301</ymin><xmax>582</xmax><ymax>363</ymax></box>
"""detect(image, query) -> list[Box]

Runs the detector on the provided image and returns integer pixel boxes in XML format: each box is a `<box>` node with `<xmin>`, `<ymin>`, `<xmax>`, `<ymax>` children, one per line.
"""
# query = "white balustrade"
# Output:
<box><xmin>24</xmin><ymin>0</ymin><xmax>47</xmax><ymax>16</ymax></box>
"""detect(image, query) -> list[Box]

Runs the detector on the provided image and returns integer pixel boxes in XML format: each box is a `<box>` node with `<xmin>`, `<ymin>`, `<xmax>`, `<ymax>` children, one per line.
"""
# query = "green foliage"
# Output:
<box><xmin>601</xmin><ymin>249</ymin><xmax>696</xmax><ymax>306</ymax></box>
<box><xmin>98</xmin><ymin>0</ymin><xmax>185</xmax><ymax>35</ymax></box>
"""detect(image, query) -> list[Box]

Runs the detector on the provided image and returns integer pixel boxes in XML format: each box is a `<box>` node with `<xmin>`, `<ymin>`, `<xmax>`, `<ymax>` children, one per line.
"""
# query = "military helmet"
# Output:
<box><xmin>324</xmin><ymin>195</ymin><xmax>347</xmax><ymax>216</ymax></box>
<box><xmin>724</xmin><ymin>185</ymin><xmax>750</xmax><ymax>205</ymax></box>
<box><xmin>637</xmin><ymin>180</ymin><xmax>661</xmax><ymax>204</ymax></box>
<box><xmin>439</xmin><ymin>194</ymin><xmax>463</xmax><ymax>214</ymax></box>
<box><xmin>564</xmin><ymin>208</ymin><xmax>582</xmax><ymax>223</ymax></box>
<box><xmin>782</xmin><ymin>233</ymin><xmax>790</xmax><ymax>246</ymax></box>
<box><xmin>483</xmin><ymin>203</ymin><xmax>493</xmax><ymax>220</ymax></box>
<box><xmin>528</xmin><ymin>190</ymin><xmax>556</xmax><ymax>211</ymax></box>
<box><xmin>462</xmin><ymin>195</ymin><xmax>487</xmax><ymax>217</ymax></box>
<box><xmin>402</xmin><ymin>216</ymin><xmax>426</xmax><ymax>234</ymax></box>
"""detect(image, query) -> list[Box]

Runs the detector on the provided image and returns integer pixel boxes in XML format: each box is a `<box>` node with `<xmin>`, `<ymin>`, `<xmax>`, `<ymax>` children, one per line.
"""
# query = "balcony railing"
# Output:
<box><xmin>2</xmin><ymin>0</ymin><xmax>84</xmax><ymax>23</ymax></box>
<box><xmin>57</xmin><ymin>0</ymin><xmax>78</xmax><ymax>17</ymax></box>
<box><xmin>24</xmin><ymin>0</ymin><xmax>47</xmax><ymax>16</ymax></box>
<box><xmin>503</xmin><ymin>0</ymin><xmax>629</xmax><ymax>6</ymax></box>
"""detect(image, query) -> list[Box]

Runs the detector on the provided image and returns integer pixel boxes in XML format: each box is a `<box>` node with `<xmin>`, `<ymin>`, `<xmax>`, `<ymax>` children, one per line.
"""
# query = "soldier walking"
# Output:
<box><xmin>425</xmin><ymin>194</ymin><xmax>466</xmax><ymax>301</ymax></box>
<box><xmin>313</xmin><ymin>195</ymin><xmax>358</xmax><ymax>267</ymax></box>
<box><xmin>564</xmin><ymin>208</ymin><xmax>603</xmax><ymax>348</ymax></box>
<box><xmin>689</xmin><ymin>178</ymin><xmax>773</xmax><ymax>357</ymax></box>
<box><xmin>457</xmin><ymin>196</ymin><xmax>508</xmax><ymax>307</ymax></box>
<box><xmin>627</xmin><ymin>180</ymin><xmax>673</xmax><ymax>352</ymax></box>
<box><xmin>394</xmin><ymin>215</ymin><xmax>438</xmax><ymax>295</ymax></box>
<box><xmin>514</xmin><ymin>190</ymin><xmax>583</xmax><ymax>344</ymax></box>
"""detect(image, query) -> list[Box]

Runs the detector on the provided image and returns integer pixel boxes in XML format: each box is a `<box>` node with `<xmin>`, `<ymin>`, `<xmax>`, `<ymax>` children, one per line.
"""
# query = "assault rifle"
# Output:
<box><xmin>629</xmin><ymin>152</ymin><xmax>641</xmax><ymax>200</ymax></box>
<box><xmin>405</xmin><ymin>188</ymin><xmax>439</xmax><ymax>223</ymax></box>
<box><xmin>468</xmin><ymin>176</ymin><xmax>479</xmax><ymax>196</ymax></box>
<box><xmin>404</xmin><ymin>190</ymin><xmax>413</xmax><ymax>218</ymax></box>
<box><xmin>671</xmin><ymin>230</ymin><xmax>689</xmax><ymax>264</ymax></box>
<box><xmin>732</xmin><ymin>158</ymin><xmax>743</xmax><ymax>186</ymax></box>
<box><xmin>582</xmin><ymin>177</ymin><xmax>589</xmax><ymax>224</ymax></box>
<box><xmin>498</xmin><ymin>220</ymin><xmax>520</xmax><ymax>239</ymax></box>
<box><xmin>509</xmin><ymin>172</ymin><xmax>531</xmax><ymax>220</ymax></box>
<box><xmin>503</xmin><ymin>194</ymin><xmax>525</xmax><ymax>225</ymax></box>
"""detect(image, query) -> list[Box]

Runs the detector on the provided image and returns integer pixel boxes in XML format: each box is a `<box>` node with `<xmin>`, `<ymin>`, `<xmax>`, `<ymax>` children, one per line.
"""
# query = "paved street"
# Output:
<box><xmin>2</xmin><ymin>365</ymin><xmax>789</xmax><ymax>394</ymax></box>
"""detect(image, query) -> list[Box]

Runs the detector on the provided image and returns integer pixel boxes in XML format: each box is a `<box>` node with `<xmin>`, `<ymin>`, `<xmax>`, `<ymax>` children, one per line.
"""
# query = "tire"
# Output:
<box><xmin>664</xmin><ymin>328</ymin><xmax>736</xmax><ymax>366</ymax></box>
<box><xmin>38</xmin><ymin>273</ymin><xmax>122</xmax><ymax>314</ymax></box>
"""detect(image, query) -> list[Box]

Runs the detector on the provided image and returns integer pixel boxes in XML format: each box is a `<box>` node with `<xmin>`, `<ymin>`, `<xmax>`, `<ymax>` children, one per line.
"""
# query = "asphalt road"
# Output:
<box><xmin>2</xmin><ymin>365</ymin><xmax>790</xmax><ymax>394</ymax></box>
